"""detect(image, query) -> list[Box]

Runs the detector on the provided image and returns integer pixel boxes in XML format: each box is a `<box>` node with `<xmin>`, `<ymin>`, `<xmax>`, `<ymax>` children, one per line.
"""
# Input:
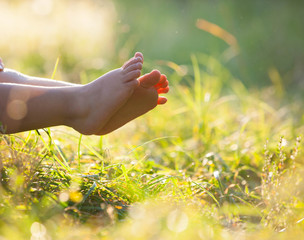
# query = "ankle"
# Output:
<box><xmin>64</xmin><ymin>85</ymin><xmax>89</xmax><ymax>129</ymax></box>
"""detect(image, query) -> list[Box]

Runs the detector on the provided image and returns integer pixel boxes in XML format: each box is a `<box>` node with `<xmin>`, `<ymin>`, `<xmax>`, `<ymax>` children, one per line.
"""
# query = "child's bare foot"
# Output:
<box><xmin>68</xmin><ymin>53</ymin><xmax>144</xmax><ymax>135</ymax></box>
<box><xmin>98</xmin><ymin>69</ymin><xmax>169</xmax><ymax>135</ymax></box>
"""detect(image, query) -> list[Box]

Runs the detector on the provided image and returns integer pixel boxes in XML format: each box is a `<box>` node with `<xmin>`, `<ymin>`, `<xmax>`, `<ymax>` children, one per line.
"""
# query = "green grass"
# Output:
<box><xmin>1</xmin><ymin>53</ymin><xmax>304</xmax><ymax>239</ymax></box>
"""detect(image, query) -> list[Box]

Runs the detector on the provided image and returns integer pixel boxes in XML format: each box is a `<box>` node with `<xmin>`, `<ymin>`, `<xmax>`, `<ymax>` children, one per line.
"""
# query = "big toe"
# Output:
<box><xmin>139</xmin><ymin>70</ymin><xmax>161</xmax><ymax>88</ymax></box>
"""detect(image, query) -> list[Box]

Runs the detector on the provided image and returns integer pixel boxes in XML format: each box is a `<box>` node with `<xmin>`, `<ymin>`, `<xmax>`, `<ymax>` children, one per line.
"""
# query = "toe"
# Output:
<box><xmin>157</xmin><ymin>86</ymin><xmax>169</xmax><ymax>94</ymax></box>
<box><xmin>124</xmin><ymin>62</ymin><xmax>143</xmax><ymax>73</ymax></box>
<box><xmin>134</xmin><ymin>52</ymin><xmax>144</xmax><ymax>63</ymax></box>
<box><xmin>126</xmin><ymin>78</ymin><xmax>140</xmax><ymax>88</ymax></box>
<box><xmin>161</xmin><ymin>80</ymin><xmax>169</xmax><ymax>88</ymax></box>
<box><xmin>159</xmin><ymin>74</ymin><xmax>167</xmax><ymax>84</ymax></box>
<box><xmin>139</xmin><ymin>70</ymin><xmax>161</xmax><ymax>88</ymax></box>
<box><xmin>123</xmin><ymin>56</ymin><xmax>143</xmax><ymax>69</ymax></box>
<box><xmin>155</xmin><ymin>79</ymin><xmax>169</xmax><ymax>89</ymax></box>
<box><xmin>157</xmin><ymin>96</ymin><xmax>167</xmax><ymax>105</ymax></box>
<box><xmin>124</xmin><ymin>70</ymin><xmax>141</xmax><ymax>81</ymax></box>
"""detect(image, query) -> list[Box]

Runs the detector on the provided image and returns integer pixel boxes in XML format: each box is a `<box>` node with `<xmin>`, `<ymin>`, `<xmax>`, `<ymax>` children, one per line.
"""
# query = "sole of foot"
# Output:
<box><xmin>98</xmin><ymin>69</ymin><xmax>169</xmax><ymax>135</ymax></box>
<box><xmin>71</xmin><ymin>53</ymin><xmax>144</xmax><ymax>135</ymax></box>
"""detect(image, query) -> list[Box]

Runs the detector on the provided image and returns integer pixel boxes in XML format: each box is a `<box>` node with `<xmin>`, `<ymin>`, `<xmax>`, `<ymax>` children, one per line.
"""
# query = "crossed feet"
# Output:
<box><xmin>70</xmin><ymin>52</ymin><xmax>169</xmax><ymax>135</ymax></box>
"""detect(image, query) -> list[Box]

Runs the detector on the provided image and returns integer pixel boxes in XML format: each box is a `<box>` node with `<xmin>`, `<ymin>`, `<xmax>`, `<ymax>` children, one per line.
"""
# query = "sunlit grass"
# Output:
<box><xmin>1</xmin><ymin>52</ymin><xmax>304</xmax><ymax>238</ymax></box>
<box><xmin>1</xmin><ymin>1</ymin><xmax>304</xmax><ymax>239</ymax></box>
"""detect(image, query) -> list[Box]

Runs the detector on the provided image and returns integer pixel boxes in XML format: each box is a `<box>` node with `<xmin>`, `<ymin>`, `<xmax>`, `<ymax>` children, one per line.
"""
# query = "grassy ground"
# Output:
<box><xmin>1</xmin><ymin>1</ymin><xmax>304</xmax><ymax>239</ymax></box>
<box><xmin>1</xmin><ymin>54</ymin><xmax>304</xmax><ymax>239</ymax></box>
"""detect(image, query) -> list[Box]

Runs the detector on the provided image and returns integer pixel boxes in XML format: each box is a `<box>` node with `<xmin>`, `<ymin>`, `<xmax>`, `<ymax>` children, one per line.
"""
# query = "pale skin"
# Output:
<box><xmin>0</xmin><ymin>53</ymin><xmax>169</xmax><ymax>135</ymax></box>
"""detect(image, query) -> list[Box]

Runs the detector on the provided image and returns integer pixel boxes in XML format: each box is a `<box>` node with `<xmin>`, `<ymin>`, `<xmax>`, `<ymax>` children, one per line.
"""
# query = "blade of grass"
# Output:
<box><xmin>191</xmin><ymin>180</ymin><xmax>220</xmax><ymax>207</ymax></box>
<box><xmin>191</xmin><ymin>54</ymin><xmax>202</xmax><ymax>117</ymax></box>
<box><xmin>35</xmin><ymin>130</ymin><xmax>71</xmax><ymax>172</ymax></box>
<box><xmin>51</xmin><ymin>57</ymin><xmax>60</xmax><ymax>80</ymax></box>
<box><xmin>77</xmin><ymin>134</ymin><xmax>82</xmax><ymax>169</ymax></box>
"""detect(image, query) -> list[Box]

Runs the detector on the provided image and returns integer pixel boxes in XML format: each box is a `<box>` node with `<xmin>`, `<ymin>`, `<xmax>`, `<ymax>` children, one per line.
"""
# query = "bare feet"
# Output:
<box><xmin>69</xmin><ymin>53</ymin><xmax>144</xmax><ymax>135</ymax></box>
<box><xmin>98</xmin><ymin>69</ymin><xmax>169</xmax><ymax>135</ymax></box>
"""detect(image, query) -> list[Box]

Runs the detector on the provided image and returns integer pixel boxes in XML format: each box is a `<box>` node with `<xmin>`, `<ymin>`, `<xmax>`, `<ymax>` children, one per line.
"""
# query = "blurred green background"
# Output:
<box><xmin>115</xmin><ymin>0</ymin><xmax>304</xmax><ymax>88</ymax></box>
<box><xmin>1</xmin><ymin>0</ymin><xmax>303</xmax><ymax>88</ymax></box>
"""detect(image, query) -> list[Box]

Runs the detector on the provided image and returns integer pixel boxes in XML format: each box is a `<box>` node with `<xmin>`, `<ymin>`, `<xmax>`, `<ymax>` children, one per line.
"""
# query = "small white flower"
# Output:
<box><xmin>281</xmin><ymin>138</ymin><xmax>288</xmax><ymax>147</ymax></box>
<box><xmin>213</xmin><ymin>171</ymin><xmax>220</xmax><ymax>179</ymax></box>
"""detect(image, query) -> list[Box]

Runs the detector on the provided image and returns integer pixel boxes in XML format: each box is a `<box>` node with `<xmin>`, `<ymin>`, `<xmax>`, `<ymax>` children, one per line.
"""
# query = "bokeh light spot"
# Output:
<box><xmin>7</xmin><ymin>100</ymin><xmax>27</xmax><ymax>120</ymax></box>
<box><xmin>167</xmin><ymin>210</ymin><xmax>189</xmax><ymax>233</ymax></box>
<box><xmin>30</xmin><ymin>222</ymin><xmax>47</xmax><ymax>239</ymax></box>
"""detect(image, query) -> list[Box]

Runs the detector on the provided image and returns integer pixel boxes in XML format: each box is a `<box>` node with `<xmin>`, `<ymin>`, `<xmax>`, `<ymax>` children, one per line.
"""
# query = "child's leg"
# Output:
<box><xmin>0</xmin><ymin>83</ymin><xmax>81</xmax><ymax>133</ymax></box>
<box><xmin>0</xmin><ymin>68</ymin><xmax>79</xmax><ymax>87</ymax></box>
<box><xmin>98</xmin><ymin>70</ymin><xmax>169</xmax><ymax>135</ymax></box>
<box><xmin>0</xmin><ymin>55</ymin><xmax>143</xmax><ymax>134</ymax></box>
<box><xmin>0</xmin><ymin>53</ymin><xmax>144</xmax><ymax>87</ymax></box>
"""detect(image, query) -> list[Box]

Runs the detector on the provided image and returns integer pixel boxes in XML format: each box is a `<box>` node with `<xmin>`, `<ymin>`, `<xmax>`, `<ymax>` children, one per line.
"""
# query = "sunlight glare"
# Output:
<box><xmin>0</xmin><ymin>0</ymin><xmax>117</xmax><ymax>69</ymax></box>
<box><xmin>30</xmin><ymin>222</ymin><xmax>47</xmax><ymax>239</ymax></box>
<box><xmin>59</xmin><ymin>192</ymin><xmax>69</xmax><ymax>202</ymax></box>
<box><xmin>31</xmin><ymin>0</ymin><xmax>54</xmax><ymax>16</ymax></box>
<box><xmin>166</xmin><ymin>210</ymin><xmax>189</xmax><ymax>233</ymax></box>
